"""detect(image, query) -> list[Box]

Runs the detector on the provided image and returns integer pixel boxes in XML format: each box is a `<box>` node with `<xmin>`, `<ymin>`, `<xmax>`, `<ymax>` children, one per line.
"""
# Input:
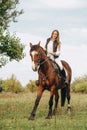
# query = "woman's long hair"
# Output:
<box><xmin>51</xmin><ymin>29</ymin><xmax>61</xmax><ymax>45</ymax></box>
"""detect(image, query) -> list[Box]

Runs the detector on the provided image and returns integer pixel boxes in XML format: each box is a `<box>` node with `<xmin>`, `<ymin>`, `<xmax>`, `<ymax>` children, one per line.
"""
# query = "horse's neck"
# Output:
<box><xmin>40</xmin><ymin>57</ymin><xmax>53</xmax><ymax>75</ymax></box>
<box><xmin>39</xmin><ymin>47</ymin><xmax>53</xmax><ymax>74</ymax></box>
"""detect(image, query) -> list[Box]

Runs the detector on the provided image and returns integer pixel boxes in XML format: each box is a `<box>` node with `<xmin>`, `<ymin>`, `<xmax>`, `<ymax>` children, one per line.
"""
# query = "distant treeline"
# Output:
<box><xmin>0</xmin><ymin>74</ymin><xmax>37</xmax><ymax>93</ymax></box>
<box><xmin>0</xmin><ymin>74</ymin><xmax>87</xmax><ymax>93</ymax></box>
<box><xmin>71</xmin><ymin>75</ymin><xmax>87</xmax><ymax>93</ymax></box>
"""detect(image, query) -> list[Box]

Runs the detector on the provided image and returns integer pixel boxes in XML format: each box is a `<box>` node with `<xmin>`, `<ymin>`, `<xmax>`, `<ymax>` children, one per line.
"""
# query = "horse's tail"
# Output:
<box><xmin>60</xmin><ymin>60</ymin><xmax>72</xmax><ymax>107</ymax></box>
<box><xmin>61</xmin><ymin>60</ymin><xmax>72</xmax><ymax>84</ymax></box>
<box><xmin>61</xmin><ymin>87</ymin><xmax>67</xmax><ymax>106</ymax></box>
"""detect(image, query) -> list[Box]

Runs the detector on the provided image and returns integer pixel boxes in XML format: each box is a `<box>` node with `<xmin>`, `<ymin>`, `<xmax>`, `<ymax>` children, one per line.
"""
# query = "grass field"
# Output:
<box><xmin>0</xmin><ymin>91</ymin><xmax>87</xmax><ymax>130</ymax></box>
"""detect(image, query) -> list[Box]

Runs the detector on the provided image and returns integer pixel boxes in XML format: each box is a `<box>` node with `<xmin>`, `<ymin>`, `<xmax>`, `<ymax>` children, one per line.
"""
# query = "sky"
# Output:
<box><xmin>0</xmin><ymin>0</ymin><xmax>87</xmax><ymax>86</ymax></box>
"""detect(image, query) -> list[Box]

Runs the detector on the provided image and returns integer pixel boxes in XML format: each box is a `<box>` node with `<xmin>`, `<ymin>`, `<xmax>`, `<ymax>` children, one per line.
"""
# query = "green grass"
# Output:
<box><xmin>0</xmin><ymin>91</ymin><xmax>87</xmax><ymax>130</ymax></box>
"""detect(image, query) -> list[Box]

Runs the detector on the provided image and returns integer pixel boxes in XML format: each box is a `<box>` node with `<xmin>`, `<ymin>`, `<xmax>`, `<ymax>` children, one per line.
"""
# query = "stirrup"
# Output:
<box><xmin>64</xmin><ymin>79</ymin><xmax>69</xmax><ymax>85</ymax></box>
<box><xmin>35</xmin><ymin>80</ymin><xmax>39</xmax><ymax>86</ymax></box>
<box><xmin>60</xmin><ymin>69</ymin><xmax>66</xmax><ymax>78</ymax></box>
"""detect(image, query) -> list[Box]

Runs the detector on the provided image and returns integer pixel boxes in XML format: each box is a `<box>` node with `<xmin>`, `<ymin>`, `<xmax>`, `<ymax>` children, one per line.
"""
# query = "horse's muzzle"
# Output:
<box><xmin>32</xmin><ymin>66</ymin><xmax>38</xmax><ymax>71</ymax></box>
<box><xmin>32</xmin><ymin>63</ymin><xmax>38</xmax><ymax>71</ymax></box>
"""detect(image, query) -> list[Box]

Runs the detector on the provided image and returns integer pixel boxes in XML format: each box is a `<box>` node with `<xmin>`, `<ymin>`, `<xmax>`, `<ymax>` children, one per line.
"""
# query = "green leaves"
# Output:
<box><xmin>0</xmin><ymin>0</ymin><xmax>23</xmax><ymax>30</ymax></box>
<box><xmin>0</xmin><ymin>32</ymin><xmax>25</xmax><ymax>67</ymax></box>
<box><xmin>0</xmin><ymin>0</ymin><xmax>25</xmax><ymax>67</ymax></box>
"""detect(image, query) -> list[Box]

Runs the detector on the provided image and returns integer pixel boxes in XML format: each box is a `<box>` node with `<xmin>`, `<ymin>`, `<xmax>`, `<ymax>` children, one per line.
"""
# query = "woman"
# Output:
<box><xmin>45</xmin><ymin>29</ymin><xmax>65</xmax><ymax>78</ymax></box>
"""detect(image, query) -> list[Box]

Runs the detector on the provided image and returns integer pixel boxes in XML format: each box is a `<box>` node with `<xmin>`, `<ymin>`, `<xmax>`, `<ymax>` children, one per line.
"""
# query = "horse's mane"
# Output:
<box><xmin>39</xmin><ymin>46</ymin><xmax>46</xmax><ymax>54</ymax></box>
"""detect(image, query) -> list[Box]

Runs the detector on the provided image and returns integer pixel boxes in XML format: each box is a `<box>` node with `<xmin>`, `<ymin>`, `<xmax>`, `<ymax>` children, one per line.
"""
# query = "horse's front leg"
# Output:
<box><xmin>29</xmin><ymin>86</ymin><xmax>43</xmax><ymax>120</ymax></box>
<box><xmin>53</xmin><ymin>91</ymin><xmax>59</xmax><ymax>115</ymax></box>
<box><xmin>46</xmin><ymin>86</ymin><xmax>54</xmax><ymax>119</ymax></box>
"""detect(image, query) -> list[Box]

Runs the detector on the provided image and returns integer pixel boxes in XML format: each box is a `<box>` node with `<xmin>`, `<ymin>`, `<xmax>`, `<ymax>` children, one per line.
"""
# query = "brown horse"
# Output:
<box><xmin>29</xmin><ymin>42</ymin><xmax>72</xmax><ymax>120</ymax></box>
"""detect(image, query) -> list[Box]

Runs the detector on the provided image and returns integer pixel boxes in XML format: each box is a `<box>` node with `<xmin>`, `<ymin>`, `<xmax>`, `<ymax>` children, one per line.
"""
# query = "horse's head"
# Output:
<box><xmin>29</xmin><ymin>42</ymin><xmax>41</xmax><ymax>71</ymax></box>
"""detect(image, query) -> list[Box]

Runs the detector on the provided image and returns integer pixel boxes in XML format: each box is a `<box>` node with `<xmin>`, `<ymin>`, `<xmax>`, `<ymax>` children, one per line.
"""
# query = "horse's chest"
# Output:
<box><xmin>42</xmin><ymin>79</ymin><xmax>54</xmax><ymax>90</ymax></box>
<box><xmin>43</xmin><ymin>76</ymin><xmax>63</xmax><ymax>90</ymax></box>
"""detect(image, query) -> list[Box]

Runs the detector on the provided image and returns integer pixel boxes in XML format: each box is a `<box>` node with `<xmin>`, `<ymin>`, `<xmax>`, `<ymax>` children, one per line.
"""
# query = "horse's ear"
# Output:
<box><xmin>30</xmin><ymin>42</ymin><xmax>32</xmax><ymax>48</ymax></box>
<box><xmin>37</xmin><ymin>41</ymin><xmax>40</xmax><ymax>47</ymax></box>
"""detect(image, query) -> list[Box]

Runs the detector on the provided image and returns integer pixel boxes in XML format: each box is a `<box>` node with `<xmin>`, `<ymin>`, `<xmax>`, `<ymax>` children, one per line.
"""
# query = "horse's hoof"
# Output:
<box><xmin>45</xmin><ymin>115</ymin><xmax>52</xmax><ymax>119</ymax></box>
<box><xmin>28</xmin><ymin>115</ymin><xmax>35</xmax><ymax>120</ymax></box>
<box><xmin>67</xmin><ymin>109</ymin><xmax>71</xmax><ymax>115</ymax></box>
<box><xmin>67</xmin><ymin>106</ymin><xmax>71</xmax><ymax>115</ymax></box>
<box><xmin>52</xmin><ymin>109</ymin><xmax>57</xmax><ymax>115</ymax></box>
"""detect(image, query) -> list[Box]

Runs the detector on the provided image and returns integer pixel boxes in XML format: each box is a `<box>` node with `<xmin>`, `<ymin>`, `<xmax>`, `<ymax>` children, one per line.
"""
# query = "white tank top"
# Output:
<box><xmin>47</xmin><ymin>40</ymin><xmax>53</xmax><ymax>53</ymax></box>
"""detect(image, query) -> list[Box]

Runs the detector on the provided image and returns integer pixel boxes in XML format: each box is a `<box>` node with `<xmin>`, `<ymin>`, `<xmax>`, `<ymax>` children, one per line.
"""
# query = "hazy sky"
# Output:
<box><xmin>0</xmin><ymin>0</ymin><xmax>87</xmax><ymax>86</ymax></box>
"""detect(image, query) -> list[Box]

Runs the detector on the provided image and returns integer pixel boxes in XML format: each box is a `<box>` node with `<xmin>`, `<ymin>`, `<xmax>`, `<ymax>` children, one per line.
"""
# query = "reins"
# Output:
<box><xmin>39</xmin><ymin>57</ymin><xmax>49</xmax><ymax>66</ymax></box>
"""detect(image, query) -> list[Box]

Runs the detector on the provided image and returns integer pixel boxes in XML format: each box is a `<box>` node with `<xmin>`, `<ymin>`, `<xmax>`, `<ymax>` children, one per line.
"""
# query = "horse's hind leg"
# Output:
<box><xmin>66</xmin><ymin>83</ymin><xmax>71</xmax><ymax>114</ymax></box>
<box><xmin>53</xmin><ymin>91</ymin><xmax>59</xmax><ymax>115</ymax></box>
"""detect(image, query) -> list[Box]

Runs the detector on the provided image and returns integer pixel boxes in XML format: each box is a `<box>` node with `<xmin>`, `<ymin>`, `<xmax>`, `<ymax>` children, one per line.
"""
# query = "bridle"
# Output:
<box><xmin>32</xmin><ymin>50</ymin><xmax>49</xmax><ymax>66</ymax></box>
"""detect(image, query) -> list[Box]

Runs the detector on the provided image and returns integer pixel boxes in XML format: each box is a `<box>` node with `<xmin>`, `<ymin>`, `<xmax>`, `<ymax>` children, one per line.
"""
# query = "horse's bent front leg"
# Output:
<box><xmin>46</xmin><ymin>87</ymin><xmax>54</xmax><ymax>119</ymax></box>
<box><xmin>29</xmin><ymin>87</ymin><xmax>43</xmax><ymax>120</ymax></box>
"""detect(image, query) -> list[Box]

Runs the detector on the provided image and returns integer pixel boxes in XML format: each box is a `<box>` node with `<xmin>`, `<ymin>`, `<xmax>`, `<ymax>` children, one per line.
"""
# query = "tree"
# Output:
<box><xmin>26</xmin><ymin>80</ymin><xmax>37</xmax><ymax>93</ymax></box>
<box><xmin>0</xmin><ymin>0</ymin><xmax>25</xmax><ymax>67</ymax></box>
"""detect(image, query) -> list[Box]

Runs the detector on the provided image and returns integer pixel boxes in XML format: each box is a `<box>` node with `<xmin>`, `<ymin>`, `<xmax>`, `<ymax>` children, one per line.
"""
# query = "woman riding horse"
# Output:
<box><xmin>36</xmin><ymin>29</ymin><xmax>67</xmax><ymax>86</ymax></box>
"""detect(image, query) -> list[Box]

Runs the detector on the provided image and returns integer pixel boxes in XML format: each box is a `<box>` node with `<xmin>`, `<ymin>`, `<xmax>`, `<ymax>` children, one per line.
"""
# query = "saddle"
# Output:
<box><xmin>49</xmin><ymin>59</ymin><xmax>66</xmax><ymax>80</ymax></box>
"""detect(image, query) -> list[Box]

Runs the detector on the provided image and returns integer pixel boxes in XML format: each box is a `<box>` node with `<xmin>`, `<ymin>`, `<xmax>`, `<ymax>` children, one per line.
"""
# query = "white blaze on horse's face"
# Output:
<box><xmin>31</xmin><ymin>51</ymin><xmax>39</xmax><ymax>71</ymax></box>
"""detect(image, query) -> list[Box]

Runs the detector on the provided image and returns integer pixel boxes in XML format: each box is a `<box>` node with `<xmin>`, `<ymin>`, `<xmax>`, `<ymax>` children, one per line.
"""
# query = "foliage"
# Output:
<box><xmin>72</xmin><ymin>75</ymin><xmax>87</xmax><ymax>93</ymax></box>
<box><xmin>25</xmin><ymin>80</ymin><xmax>37</xmax><ymax>93</ymax></box>
<box><xmin>0</xmin><ymin>0</ymin><xmax>25</xmax><ymax>67</ymax></box>
<box><xmin>0</xmin><ymin>32</ymin><xmax>25</xmax><ymax>62</ymax></box>
<box><xmin>1</xmin><ymin>75</ymin><xmax>23</xmax><ymax>93</ymax></box>
<box><xmin>0</xmin><ymin>54</ymin><xmax>8</xmax><ymax>67</ymax></box>
<box><xmin>0</xmin><ymin>0</ymin><xmax>23</xmax><ymax>30</ymax></box>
